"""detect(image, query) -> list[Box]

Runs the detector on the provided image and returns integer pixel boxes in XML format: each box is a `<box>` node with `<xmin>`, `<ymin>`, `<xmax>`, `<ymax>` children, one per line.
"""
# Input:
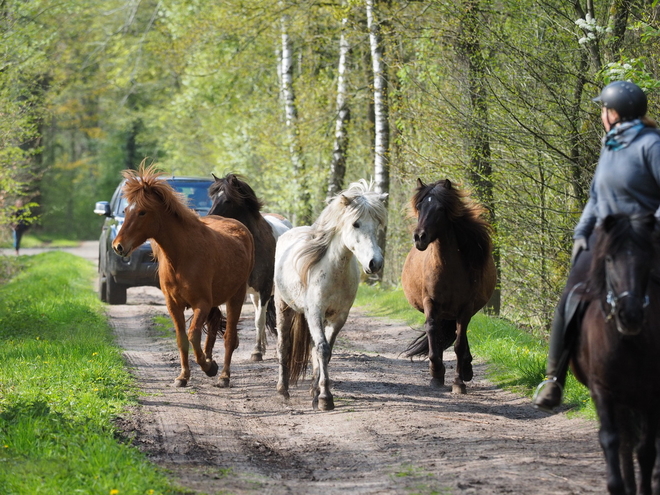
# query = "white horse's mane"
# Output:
<box><xmin>296</xmin><ymin>179</ymin><xmax>387</xmax><ymax>287</ymax></box>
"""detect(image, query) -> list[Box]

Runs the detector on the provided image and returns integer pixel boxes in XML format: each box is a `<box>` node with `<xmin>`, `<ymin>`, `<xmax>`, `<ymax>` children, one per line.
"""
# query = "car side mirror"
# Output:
<box><xmin>94</xmin><ymin>201</ymin><xmax>112</xmax><ymax>217</ymax></box>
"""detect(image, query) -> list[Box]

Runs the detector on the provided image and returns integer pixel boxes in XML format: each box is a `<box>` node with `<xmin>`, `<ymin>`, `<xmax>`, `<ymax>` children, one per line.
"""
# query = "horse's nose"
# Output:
<box><xmin>617</xmin><ymin>297</ymin><xmax>646</xmax><ymax>336</ymax></box>
<box><xmin>368</xmin><ymin>257</ymin><xmax>383</xmax><ymax>274</ymax></box>
<box><xmin>113</xmin><ymin>243</ymin><xmax>124</xmax><ymax>256</ymax></box>
<box><xmin>413</xmin><ymin>230</ymin><xmax>429</xmax><ymax>251</ymax></box>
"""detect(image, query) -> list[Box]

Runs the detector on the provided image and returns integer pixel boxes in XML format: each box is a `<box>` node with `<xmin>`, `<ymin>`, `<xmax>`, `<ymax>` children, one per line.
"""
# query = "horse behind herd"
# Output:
<box><xmin>112</xmin><ymin>164</ymin><xmax>660</xmax><ymax>494</ymax></box>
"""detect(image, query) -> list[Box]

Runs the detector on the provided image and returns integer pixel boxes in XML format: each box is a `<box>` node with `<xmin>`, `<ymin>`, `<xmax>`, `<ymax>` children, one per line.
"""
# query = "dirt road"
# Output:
<box><xmin>108</xmin><ymin>286</ymin><xmax>606</xmax><ymax>495</ymax></box>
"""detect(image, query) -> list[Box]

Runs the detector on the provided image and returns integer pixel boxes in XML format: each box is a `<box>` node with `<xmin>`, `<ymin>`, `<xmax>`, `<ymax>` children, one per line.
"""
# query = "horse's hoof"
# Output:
<box><xmin>430</xmin><ymin>378</ymin><xmax>444</xmax><ymax>388</ymax></box>
<box><xmin>318</xmin><ymin>396</ymin><xmax>335</xmax><ymax>411</ymax></box>
<box><xmin>205</xmin><ymin>361</ymin><xmax>219</xmax><ymax>377</ymax></box>
<box><xmin>214</xmin><ymin>377</ymin><xmax>230</xmax><ymax>388</ymax></box>
<box><xmin>250</xmin><ymin>352</ymin><xmax>263</xmax><ymax>362</ymax></box>
<box><xmin>175</xmin><ymin>378</ymin><xmax>188</xmax><ymax>387</ymax></box>
<box><xmin>463</xmin><ymin>363</ymin><xmax>473</xmax><ymax>382</ymax></box>
<box><xmin>277</xmin><ymin>389</ymin><xmax>290</xmax><ymax>400</ymax></box>
<box><xmin>452</xmin><ymin>382</ymin><xmax>467</xmax><ymax>394</ymax></box>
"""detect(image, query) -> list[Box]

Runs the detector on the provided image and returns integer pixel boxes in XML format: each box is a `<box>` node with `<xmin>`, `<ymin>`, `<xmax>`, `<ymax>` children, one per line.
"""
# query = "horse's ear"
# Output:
<box><xmin>416</xmin><ymin>178</ymin><xmax>425</xmax><ymax>189</ymax></box>
<box><xmin>379</xmin><ymin>193</ymin><xmax>389</xmax><ymax>202</ymax></box>
<box><xmin>444</xmin><ymin>179</ymin><xmax>452</xmax><ymax>190</ymax></box>
<box><xmin>211</xmin><ymin>173</ymin><xmax>219</xmax><ymax>181</ymax></box>
<box><xmin>340</xmin><ymin>194</ymin><xmax>352</xmax><ymax>206</ymax></box>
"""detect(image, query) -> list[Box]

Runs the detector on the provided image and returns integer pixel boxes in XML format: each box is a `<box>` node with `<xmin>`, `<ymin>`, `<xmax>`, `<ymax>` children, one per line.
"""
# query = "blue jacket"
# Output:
<box><xmin>574</xmin><ymin>120</ymin><xmax>660</xmax><ymax>239</ymax></box>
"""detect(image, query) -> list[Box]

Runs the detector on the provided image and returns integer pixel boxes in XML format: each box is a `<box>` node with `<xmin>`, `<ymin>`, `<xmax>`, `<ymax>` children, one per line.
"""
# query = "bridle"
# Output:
<box><xmin>602</xmin><ymin>254</ymin><xmax>650</xmax><ymax>323</ymax></box>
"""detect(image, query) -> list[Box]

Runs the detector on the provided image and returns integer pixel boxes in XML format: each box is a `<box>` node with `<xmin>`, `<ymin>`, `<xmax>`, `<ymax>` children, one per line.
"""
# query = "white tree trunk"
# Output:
<box><xmin>327</xmin><ymin>7</ymin><xmax>351</xmax><ymax>200</ymax></box>
<box><xmin>280</xmin><ymin>1</ymin><xmax>311</xmax><ymax>225</ymax></box>
<box><xmin>366</xmin><ymin>0</ymin><xmax>389</xmax><ymax>206</ymax></box>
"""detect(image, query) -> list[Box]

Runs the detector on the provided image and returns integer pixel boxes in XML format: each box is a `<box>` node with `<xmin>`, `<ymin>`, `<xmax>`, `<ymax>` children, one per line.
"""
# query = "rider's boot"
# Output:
<box><xmin>533</xmin><ymin>303</ymin><xmax>572</xmax><ymax>413</ymax></box>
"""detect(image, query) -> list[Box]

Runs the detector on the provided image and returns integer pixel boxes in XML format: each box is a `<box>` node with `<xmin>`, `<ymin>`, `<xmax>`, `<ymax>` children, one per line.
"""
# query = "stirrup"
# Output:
<box><xmin>532</xmin><ymin>377</ymin><xmax>563</xmax><ymax>414</ymax></box>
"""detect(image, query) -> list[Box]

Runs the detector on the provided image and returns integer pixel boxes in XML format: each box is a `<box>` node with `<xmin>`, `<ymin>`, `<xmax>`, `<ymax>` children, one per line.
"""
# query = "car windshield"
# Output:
<box><xmin>116</xmin><ymin>179</ymin><xmax>213</xmax><ymax>217</ymax></box>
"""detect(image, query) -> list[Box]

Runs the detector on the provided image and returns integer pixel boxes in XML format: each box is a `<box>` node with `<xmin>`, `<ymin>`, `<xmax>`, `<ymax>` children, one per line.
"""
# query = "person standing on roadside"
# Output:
<box><xmin>11</xmin><ymin>198</ymin><xmax>30</xmax><ymax>256</ymax></box>
<box><xmin>533</xmin><ymin>80</ymin><xmax>660</xmax><ymax>413</ymax></box>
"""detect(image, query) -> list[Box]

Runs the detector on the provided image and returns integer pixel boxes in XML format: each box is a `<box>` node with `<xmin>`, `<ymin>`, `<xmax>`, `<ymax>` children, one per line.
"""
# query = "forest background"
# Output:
<box><xmin>2</xmin><ymin>0</ymin><xmax>660</xmax><ymax>336</ymax></box>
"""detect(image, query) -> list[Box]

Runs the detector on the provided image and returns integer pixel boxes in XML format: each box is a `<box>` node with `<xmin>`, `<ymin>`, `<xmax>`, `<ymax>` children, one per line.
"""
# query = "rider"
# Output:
<box><xmin>533</xmin><ymin>80</ymin><xmax>660</xmax><ymax>413</ymax></box>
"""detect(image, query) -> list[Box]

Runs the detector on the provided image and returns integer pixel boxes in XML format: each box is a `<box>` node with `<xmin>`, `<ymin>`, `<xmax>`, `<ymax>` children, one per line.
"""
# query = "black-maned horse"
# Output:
<box><xmin>208</xmin><ymin>173</ymin><xmax>292</xmax><ymax>362</ymax></box>
<box><xmin>401</xmin><ymin>178</ymin><xmax>496</xmax><ymax>394</ymax></box>
<box><xmin>572</xmin><ymin>213</ymin><xmax>660</xmax><ymax>495</ymax></box>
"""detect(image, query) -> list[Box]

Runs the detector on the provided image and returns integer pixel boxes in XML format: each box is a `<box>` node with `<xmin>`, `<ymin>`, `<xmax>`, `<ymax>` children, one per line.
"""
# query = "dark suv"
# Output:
<box><xmin>94</xmin><ymin>176</ymin><xmax>214</xmax><ymax>304</ymax></box>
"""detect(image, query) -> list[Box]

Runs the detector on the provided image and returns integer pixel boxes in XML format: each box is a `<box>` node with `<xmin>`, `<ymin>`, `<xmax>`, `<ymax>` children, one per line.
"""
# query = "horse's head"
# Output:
<box><xmin>334</xmin><ymin>180</ymin><xmax>388</xmax><ymax>275</ymax></box>
<box><xmin>208</xmin><ymin>173</ymin><xmax>263</xmax><ymax>218</ymax></box>
<box><xmin>112</xmin><ymin>165</ymin><xmax>187</xmax><ymax>257</ymax></box>
<box><xmin>589</xmin><ymin>213</ymin><xmax>656</xmax><ymax>336</ymax></box>
<box><xmin>411</xmin><ymin>178</ymin><xmax>460</xmax><ymax>251</ymax></box>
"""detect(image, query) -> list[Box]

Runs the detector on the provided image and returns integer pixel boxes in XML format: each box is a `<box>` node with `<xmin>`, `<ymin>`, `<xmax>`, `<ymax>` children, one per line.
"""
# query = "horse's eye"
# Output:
<box><xmin>138</xmin><ymin>210</ymin><xmax>147</xmax><ymax>217</ymax></box>
<box><xmin>353</xmin><ymin>222</ymin><xmax>360</xmax><ymax>229</ymax></box>
<box><xmin>605</xmin><ymin>255</ymin><xmax>613</xmax><ymax>264</ymax></box>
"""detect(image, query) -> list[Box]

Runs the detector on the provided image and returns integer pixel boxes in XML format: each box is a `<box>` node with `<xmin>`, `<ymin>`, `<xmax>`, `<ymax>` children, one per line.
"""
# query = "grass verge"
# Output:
<box><xmin>355</xmin><ymin>284</ymin><xmax>595</xmax><ymax>419</ymax></box>
<box><xmin>0</xmin><ymin>252</ymin><xmax>185</xmax><ymax>495</ymax></box>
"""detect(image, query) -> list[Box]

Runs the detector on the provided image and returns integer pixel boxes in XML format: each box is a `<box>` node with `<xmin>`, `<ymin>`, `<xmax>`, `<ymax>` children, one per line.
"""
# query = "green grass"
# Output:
<box><xmin>0</xmin><ymin>252</ymin><xmax>186</xmax><ymax>495</ymax></box>
<box><xmin>355</xmin><ymin>284</ymin><xmax>595</xmax><ymax>418</ymax></box>
<box><xmin>0</xmin><ymin>233</ymin><xmax>80</xmax><ymax>249</ymax></box>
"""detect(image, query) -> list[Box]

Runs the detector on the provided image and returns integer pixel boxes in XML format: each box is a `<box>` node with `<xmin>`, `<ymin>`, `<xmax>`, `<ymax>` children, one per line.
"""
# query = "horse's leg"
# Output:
<box><xmin>594</xmin><ymin>393</ymin><xmax>627</xmax><ymax>494</ymax></box>
<box><xmin>275</xmin><ymin>295</ymin><xmax>294</xmax><ymax>399</ymax></box>
<box><xmin>308</xmin><ymin>315</ymin><xmax>333</xmax><ymax>411</ymax></box>
<box><xmin>187</xmin><ymin>306</ymin><xmax>218</xmax><ymax>378</ymax></box>
<box><xmin>423</xmin><ymin>300</ymin><xmax>446</xmax><ymax>388</ymax></box>
<box><xmin>452</xmin><ymin>315</ymin><xmax>473</xmax><ymax>394</ymax></box>
<box><xmin>618</xmin><ymin>409</ymin><xmax>636</xmax><ymax>495</ymax></box>
<box><xmin>637</xmin><ymin>411</ymin><xmax>658</xmax><ymax>495</ymax></box>
<box><xmin>216</xmin><ymin>289</ymin><xmax>245</xmax><ymax>388</ymax></box>
<box><xmin>203</xmin><ymin>308</ymin><xmax>220</xmax><ymax>363</ymax></box>
<box><xmin>249</xmin><ymin>291</ymin><xmax>267</xmax><ymax>362</ymax></box>
<box><xmin>167</xmin><ymin>302</ymin><xmax>191</xmax><ymax>387</ymax></box>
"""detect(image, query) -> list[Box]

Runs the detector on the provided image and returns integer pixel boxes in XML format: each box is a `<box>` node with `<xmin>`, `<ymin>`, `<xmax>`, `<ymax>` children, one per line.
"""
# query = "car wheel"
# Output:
<box><xmin>106</xmin><ymin>274</ymin><xmax>127</xmax><ymax>305</ymax></box>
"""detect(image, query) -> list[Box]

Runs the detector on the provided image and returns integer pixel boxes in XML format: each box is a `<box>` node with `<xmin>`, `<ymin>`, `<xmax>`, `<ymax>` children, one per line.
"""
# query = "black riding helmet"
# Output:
<box><xmin>592</xmin><ymin>80</ymin><xmax>647</xmax><ymax>121</ymax></box>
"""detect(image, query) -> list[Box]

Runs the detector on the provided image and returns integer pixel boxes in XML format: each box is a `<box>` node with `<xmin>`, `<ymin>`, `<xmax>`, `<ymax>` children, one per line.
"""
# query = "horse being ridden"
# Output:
<box><xmin>402</xmin><ymin>179</ymin><xmax>496</xmax><ymax>394</ymax></box>
<box><xmin>571</xmin><ymin>213</ymin><xmax>660</xmax><ymax>495</ymax></box>
<box><xmin>274</xmin><ymin>179</ymin><xmax>388</xmax><ymax>410</ymax></box>
<box><xmin>113</xmin><ymin>165</ymin><xmax>254</xmax><ymax>388</ymax></box>
<box><xmin>208</xmin><ymin>173</ymin><xmax>292</xmax><ymax>362</ymax></box>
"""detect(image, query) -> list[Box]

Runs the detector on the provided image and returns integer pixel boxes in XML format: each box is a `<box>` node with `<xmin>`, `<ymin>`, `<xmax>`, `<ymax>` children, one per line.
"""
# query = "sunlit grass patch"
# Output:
<box><xmin>0</xmin><ymin>252</ymin><xmax>182</xmax><ymax>494</ymax></box>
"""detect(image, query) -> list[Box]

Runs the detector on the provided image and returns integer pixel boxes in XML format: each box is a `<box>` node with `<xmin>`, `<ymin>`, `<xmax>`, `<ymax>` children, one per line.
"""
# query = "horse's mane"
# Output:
<box><xmin>587</xmin><ymin>213</ymin><xmax>656</xmax><ymax>299</ymax></box>
<box><xmin>121</xmin><ymin>164</ymin><xmax>199</xmax><ymax>225</ymax></box>
<box><xmin>209</xmin><ymin>173</ymin><xmax>264</xmax><ymax>215</ymax></box>
<box><xmin>412</xmin><ymin>179</ymin><xmax>493</xmax><ymax>271</ymax></box>
<box><xmin>296</xmin><ymin>179</ymin><xmax>388</xmax><ymax>287</ymax></box>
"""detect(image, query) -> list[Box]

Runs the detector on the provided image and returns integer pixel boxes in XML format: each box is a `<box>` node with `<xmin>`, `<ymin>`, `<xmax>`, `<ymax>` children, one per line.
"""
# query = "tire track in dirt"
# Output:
<box><xmin>110</xmin><ymin>286</ymin><xmax>606</xmax><ymax>494</ymax></box>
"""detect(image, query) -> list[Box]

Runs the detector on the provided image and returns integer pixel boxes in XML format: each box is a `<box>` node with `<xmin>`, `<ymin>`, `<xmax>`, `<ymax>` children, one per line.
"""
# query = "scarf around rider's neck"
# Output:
<box><xmin>604</xmin><ymin>119</ymin><xmax>645</xmax><ymax>151</ymax></box>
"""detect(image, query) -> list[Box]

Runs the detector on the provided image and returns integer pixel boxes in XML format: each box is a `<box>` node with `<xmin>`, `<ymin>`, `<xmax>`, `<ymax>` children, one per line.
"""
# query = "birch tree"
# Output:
<box><xmin>326</xmin><ymin>2</ymin><xmax>351</xmax><ymax>201</ymax></box>
<box><xmin>279</xmin><ymin>1</ymin><xmax>312</xmax><ymax>225</ymax></box>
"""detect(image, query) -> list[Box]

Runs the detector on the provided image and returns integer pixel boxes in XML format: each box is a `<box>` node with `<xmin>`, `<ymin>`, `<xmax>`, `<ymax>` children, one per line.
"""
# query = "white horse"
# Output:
<box><xmin>274</xmin><ymin>179</ymin><xmax>388</xmax><ymax>410</ymax></box>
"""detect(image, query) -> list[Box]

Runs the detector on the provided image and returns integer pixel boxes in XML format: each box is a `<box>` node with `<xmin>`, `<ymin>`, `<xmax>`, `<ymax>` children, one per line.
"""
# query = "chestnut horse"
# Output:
<box><xmin>274</xmin><ymin>179</ymin><xmax>388</xmax><ymax>410</ymax></box>
<box><xmin>572</xmin><ymin>213</ymin><xmax>660</xmax><ymax>495</ymax></box>
<box><xmin>402</xmin><ymin>178</ymin><xmax>496</xmax><ymax>394</ymax></box>
<box><xmin>113</xmin><ymin>165</ymin><xmax>254</xmax><ymax>388</ymax></box>
<box><xmin>208</xmin><ymin>173</ymin><xmax>292</xmax><ymax>362</ymax></box>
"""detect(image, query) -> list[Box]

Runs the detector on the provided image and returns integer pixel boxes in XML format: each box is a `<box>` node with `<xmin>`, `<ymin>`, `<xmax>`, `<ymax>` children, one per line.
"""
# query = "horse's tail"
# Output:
<box><xmin>288</xmin><ymin>312</ymin><xmax>311</xmax><ymax>385</ymax></box>
<box><xmin>403</xmin><ymin>332</ymin><xmax>429</xmax><ymax>358</ymax></box>
<box><xmin>265</xmin><ymin>295</ymin><xmax>277</xmax><ymax>337</ymax></box>
<box><xmin>206</xmin><ymin>306</ymin><xmax>225</xmax><ymax>337</ymax></box>
<box><xmin>403</xmin><ymin>330</ymin><xmax>455</xmax><ymax>358</ymax></box>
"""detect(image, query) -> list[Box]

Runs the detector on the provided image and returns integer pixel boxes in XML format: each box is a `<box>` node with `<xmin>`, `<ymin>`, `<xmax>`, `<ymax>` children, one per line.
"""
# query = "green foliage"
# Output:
<box><xmin>0</xmin><ymin>252</ymin><xmax>178</xmax><ymax>494</ymax></box>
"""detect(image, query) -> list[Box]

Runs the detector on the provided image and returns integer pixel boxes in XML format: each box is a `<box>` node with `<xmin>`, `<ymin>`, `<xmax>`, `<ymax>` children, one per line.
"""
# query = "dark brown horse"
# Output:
<box><xmin>113</xmin><ymin>165</ymin><xmax>254</xmax><ymax>388</ymax></box>
<box><xmin>208</xmin><ymin>173</ymin><xmax>292</xmax><ymax>362</ymax></box>
<box><xmin>571</xmin><ymin>213</ymin><xmax>660</xmax><ymax>495</ymax></box>
<box><xmin>402</xmin><ymin>178</ymin><xmax>496</xmax><ymax>394</ymax></box>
